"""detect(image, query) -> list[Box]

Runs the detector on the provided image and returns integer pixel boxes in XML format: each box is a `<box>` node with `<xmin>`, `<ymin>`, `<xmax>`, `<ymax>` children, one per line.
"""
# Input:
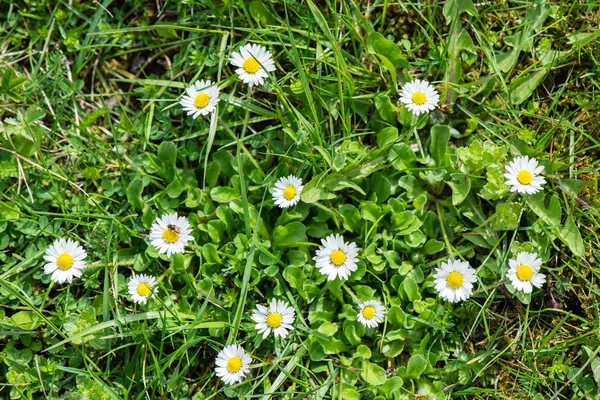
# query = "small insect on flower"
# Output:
<box><xmin>313</xmin><ymin>234</ymin><xmax>359</xmax><ymax>281</ymax></box>
<box><xmin>128</xmin><ymin>274</ymin><xmax>157</xmax><ymax>304</ymax></box>
<box><xmin>272</xmin><ymin>175</ymin><xmax>303</xmax><ymax>208</ymax></box>
<box><xmin>149</xmin><ymin>213</ymin><xmax>193</xmax><ymax>256</ymax></box>
<box><xmin>433</xmin><ymin>259</ymin><xmax>477</xmax><ymax>303</ymax></box>
<box><xmin>506</xmin><ymin>252</ymin><xmax>546</xmax><ymax>293</ymax></box>
<box><xmin>252</xmin><ymin>298</ymin><xmax>296</xmax><ymax>339</ymax></box>
<box><xmin>230</xmin><ymin>43</ymin><xmax>276</xmax><ymax>87</ymax></box>
<box><xmin>399</xmin><ymin>79</ymin><xmax>440</xmax><ymax>116</ymax></box>
<box><xmin>357</xmin><ymin>300</ymin><xmax>386</xmax><ymax>328</ymax></box>
<box><xmin>43</xmin><ymin>238</ymin><xmax>87</xmax><ymax>284</ymax></box>
<box><xmin>504</xmin><ymin>156</ymin><xmax>546</xmax><ymax>195</ymax></box>
<box><xmin>215</xmin><ymin>344</ymin><xmax>252</xmax><ymax>385</ymax></box>
<box><xmin>180</xmin><ymin>79</ymin><xmax>220</xmax><ymax>119</ymax></box>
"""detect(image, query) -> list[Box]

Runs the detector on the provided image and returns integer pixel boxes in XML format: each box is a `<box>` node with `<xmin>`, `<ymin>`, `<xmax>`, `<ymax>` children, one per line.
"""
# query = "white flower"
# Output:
<box><xmin>128</xmin><ymin>274</ymin><xmax>157</xmax><ymax>304</ymax></box>
<box><xmin>399</xmin><ymin>79</ymin><xmax>440</xmax><ymax>116</ymax></box>
<box><xmin>357</xmin><ymin>300</ymin><xmax>386</xmax><ymax>328</ymax></box>
<box><xmin>214</xmin><ymin>344</ymin><xmax>252</xmax><ymax>385</ymax></box>
<box><xmin>433</xmin><ymin>259</ymin><xmax>477</xmax><ymax>303</ymax></box>
<box><xmin>43</xmin><ymin>238</ymin><xmax>86</xmax><ymax>284</ymax></box>
<box><xmin>506</xmin><ymin>252</ymin><xmax>546</xmax><ymax>293</ymax></box>
<box><xmin>230</xmin><ymin>43</ymin><xmax>276</xmax><ymax>87</ymax></box>
<box><xmin>313</xmin><ymin>234</ymin><xmax>359</xmax><ymax>281</ymax></box>
<box><xmin>504</xmin><ymin>156</ymin><xmax>546</xmax><ymax>195</ymax></box>
<box><xmin>179</xmin><ymin>79</ymin><xmax>220</xmax><ymax>119</ymax></box>
<box><xmin>149</xmin><ymin>213</ymin><xmax>193</xmax><ymax>256</ymax></box>
<box><xmin>252</xmin><ymin>298</ymin><xmax>295</xmax><ymax>339</ymax></box>
<box><xmin>272</xmin><ymin>175</ymin><xmax>303</xmax><ymax>208</ymax></box>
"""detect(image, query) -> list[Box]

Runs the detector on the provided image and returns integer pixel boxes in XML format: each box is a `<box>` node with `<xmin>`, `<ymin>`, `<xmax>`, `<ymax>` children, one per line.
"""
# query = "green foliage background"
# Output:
<box><xmin>1</xmin><ymin>0</ymin><xmax>600</xmax><ymax>399</ymax></box>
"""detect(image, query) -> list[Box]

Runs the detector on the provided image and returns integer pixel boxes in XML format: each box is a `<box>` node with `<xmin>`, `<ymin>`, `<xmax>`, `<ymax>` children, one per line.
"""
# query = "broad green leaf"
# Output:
<box><xmin>368</xmin><ymin>33</ymin><xmax>410</xmax><ymax>69</ymax></box>
<box><xmin>273</xmin><ymin>222</ymin><xmax>307</xmax><ymax>247</ymax></box>
<box><xmin>339</xmin><ymin>204</ymin><xmax>363</xmax><ymax>233</ymax></box>
<box><xmin>374</xmin><ymin>94</ymin><xmax>396</xmax><ymax>125</ymax></box>
<box><xmin>249</xmin><ymin>0</ymin><xmax>277</xmax><ymax>25</ymax></box>
<box><xmin>457</xmin><ymin>141</ymin><xmax>507</xmax><ymax>173</ymax></box>
<box><xmin>382</xmin><ymin>377</ymin><xmax>404</xmax><ymax>397</ymax></box>
<box><xmin>559</xmin><ymin>215</ymin><xmax>584</xmax><ymax>257</ymax></box>
<box><xmin>0</xmin><ymin>202</ymin><xmax>20</xmax><ymax>220</ymax></box>
<box><xmin>507</xmin><ymin>68</ymin><xmax>548</xmax><ymax>105</ymax></box>
<box><xmin>158</xmin><ymin>141</ymin><xmax>177</xmax><ymax>180</ymax></box>
<box><xmin>481</xmin><ymin>165</ymin><xmax>510</xmax><ymax>200</ymax></box>
<box><xmin>407</xmin><ymin>354</ymin><xmax>427</xmax><ymax>378</ymax></box>
<box><xmin>126</xmin><ymin>179</ymin><xmax>144</xmax><ymax>211</ymax></box>
<box><xmin>11</xmin><ymin>311</ymin><xmax>43</xmax><ymax>330</ymax></box>
<box><xmin>300</xmin><ymin>172</ymin><xmax>336</xmax><ymax>203</ymax></box>
<box><xmin>389</xmin><ymin>143</ymin><xmax>417</xmax><ymax>171</ymax></box>
<box><xmin>210</xmin><ymin>187</ymin><xmax>240</xmax><ymax>203</ymax></box>
<box><xmin>430</xmin><ymin>125</ymin><xmax>451</xmax><ymax>166</ymax></box>
<box><xmin>443</xmin><ymin>0</ymin><xmax>478</xmax><ymax>21</ymax></box>
<box><xmin>361</xmin><ymin>360</ymin><xmax>387</xmax><ymax>386</ymax></box>
<box><xmin>567</xmin><ymin>29</ymin><xmax>600</xmax><ymax>50</ymax></box>
<box><xmin>490</xmin><ymin>202</ymin><xmax>521</xmax><ymax>230</ymax></box>
<box><xmin>527</xmin><ymin>193</ymin><xmax>562</xmax><ymax>226</ymax></box>
<box><xmin>283</xmin><ymin>266</ymin><xmax>306</xmax><ymax>299</ymax></box>
<box><xmin>377</xmin><ymin>126</ymin><xmax>398</xmax><ymax>148</ymax></box>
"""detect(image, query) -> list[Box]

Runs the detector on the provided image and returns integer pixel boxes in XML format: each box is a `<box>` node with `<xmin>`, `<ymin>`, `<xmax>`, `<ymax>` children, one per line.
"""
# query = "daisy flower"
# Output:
<box><xmin>357</xmin><ymin>300</ymin><xmax>386</xmax><ymax>328</ymax></box>
<box><xmin>149</xmin><ymin>213</ymin><xmax>193</xmax><ymax>256</ymax></box>
<box><xmin>230</xmin><ymin>43</ymin><xmax>276</xmax><ymax>87</ymax></box>
<box><xmin>506</xmin><ymin>252</ymin><xmax>546</xmax><ymax>293</ymax></box>
<box><xmin>252</xmin><ymin>298</ymin><xmax>295</xmax><ymax>339</ymax></box>
<box><xmin>179</xmin><ymin>79</ymin><xmax>220</xmax><ymax>119</ymax></box>
<box><xmin>433</xmin><ymin>259</ymin><xmax>477</xmax><ymax>303</ymax></box>
<box><xmin>214</xmin><ymin>344</ymin><xmax>252</xmax><ymax>385</ymax></box>
<box><xmin>272</xmin><ymin>175</ymin><xmax>303</xmax><ymax>208</ymax></box>
<box><xmin>504</xmin><ymin>156</ymin><xmax>546</xmax><ymax>195</ymax></box>
<box><xmin>399</xmin><ymin>79</ymin><xmax>440</xmax><ymax>116</ymax></box>
<box><xmin>313</xmin><ymin>234</ymin><xmax>359</xmax><ymax>281</ymax></box>
<box><xmin>128</xmin><ymin>274</ymin><xmax>157</xmax><ymax>304</ymax></box>
<box><xmin>43</xmin><ymin>238</ymin><xmax>86</xmax><ymax>284</ymax></box>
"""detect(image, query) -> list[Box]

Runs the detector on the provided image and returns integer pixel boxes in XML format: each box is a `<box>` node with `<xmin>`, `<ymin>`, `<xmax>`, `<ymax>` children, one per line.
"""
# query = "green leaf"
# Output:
<box><xmin>507</xmin><ymin>68</ymin><xmax>548</xmax><ymax>105</ymax></box>
<box><xmin>300</xmin><ymin>172</ymin><xmax>336</xmax><ymax>203</ymax></box>
<box><xmin>361</xmin><ymin>360</ymin><xmax>387</xmax><ymax>386</ymax></box>
<box><xmin>126</xmin><ymin>179</ymin><xmax>144</xmax><ymax>211</ymax></box>
<box><xmin>430</xmin><ymin>125</ymin><xmax>451</xmax><ymax>166</ymax></box>
<box><xmin>369</xmin><ymin>33</ymin><xmax>410</xmax><ymax>69</ymax></box>
<box><xmin>249</xmin><ymin>0</ymin><xmax>277</xmax><ymax>25</ymax></box>
<box><xmin>382</xmin><ymin>377</ymin><xmax>404</xmax><ymax>397</ymax></box>
<box><xmin>158</xmin><ymin>141</ymin><xmax>177</xmax><ymax>180</ymax></box>
<box><xmin>443</xmin><ymin>0</ymin><xmax>478</xmax><ymax>21</ymax></box>
<box><xmin>481</xmin><ymin>165</ymin><xmax>510</xmax><ymax>200</ymax></box>
<box><xmin>559</xmin><ymin>215</ymin><xmax>584</xmax><ymax>257</ymax></box>
<box><xmin>382</xmin><ymin>340</ymin><xmax>404</xmax><ymax>358</ymax></box>
<box><xmin>283</xmin><ymin>266</ymin><xmax>306</xmax><ymax>299</ymax></box>
<box><xmin>377</xmin><ymin>126</ymin><xmax>398</xmax><ymax>149</ymax></box>
<box><xmin>166</xmin><ymin>179</ymin><xmax>184</xmax><ymax>198</ymax></box>
<box><xmin>11</xmin><ymin>311</ymin><xmax>43</xmax><ymax>330</ymax></box>
<box><xmin>210</xmin><ymin>187</ymin><xmax>240</xmax><ymax>203</ymax></box>
<box><xmin>527</xmin><ymin>193</ymin><xmax>562</xmax><ymax>226</ymax></box>
<box><xmin>490</xmin><ymin>202</ymin><xmax>521</xmax><ymax>231</ymax></box>
<box><xmin>273</xmin><ymin>222</ymin><xmax>307</xmax><ymax>247</ymax></box>
<box><xmin>374</xmin><ymin>94</ymin><xmax>397</xmax><ymax>125</ymax></box>
<box><xmin>457</xmin><ymin>141</ymin><xmax>507</xmax><ymax>173</ymax></box>
<box><xmin>389</xmin><ymin>143</ymin><xmax>417</xmax><ymax>171</ymax></box>
<box><xmin>0</xmin><ymin>202</ymin><xmax>20</xmax><ymax>220</ymax></box>
<box><xmin>402</xmin><ymin>277</ymin><xmax>421</xmax><ymax>301</ymax></box>
<box><xmin>406</xmin><ymin>354</ymin><xmax>427</xmax><ymax>378</ymax></box>
<box><xmin>339</xmin><ymin>204</ymin><xmax>363</xmax><ymax>233</ymax></box>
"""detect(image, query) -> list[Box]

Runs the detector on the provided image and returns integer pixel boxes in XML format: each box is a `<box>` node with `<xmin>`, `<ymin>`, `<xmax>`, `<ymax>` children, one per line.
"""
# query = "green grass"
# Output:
<box><xmin>1</xmin><ymin>0</ymin><xmax>600</xmax><ymax>399</ymax></box>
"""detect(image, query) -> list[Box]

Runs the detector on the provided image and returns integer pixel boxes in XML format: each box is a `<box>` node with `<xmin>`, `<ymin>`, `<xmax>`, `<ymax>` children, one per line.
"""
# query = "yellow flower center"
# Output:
<box><xmin>446</xmin><ymin>271</ymin><xmax>464</xmax><ymax>289</ymax></box>
<box><xmin>362</xmin><ymin>306</ymin><xmax>376</xmax><ymax>320</ymax></box>
<box><xmin>226</xmin><ymin>356</ymin><xmax>242</xmax><ymax>373</ymax></box>
<box><xmin>163</xmin><ymin>228</ymin><xmax>179</xmax><ymax>243</ymax></box>
<box><xmin>330</xmin><ymin>250</ymin><xmax>346</xmax><ymax>266</ymax></box>
<box><xmin>266</xmin><ymin>312</ymin><xmax>282</xmax><ymax>328</ymax></box>
<box><xmin>516</xmin><ymin>264</ymin><xmax>534</xmax><ymax>281</ymax></box>
<box><xmin>137</xmin><ymin>283</ymin><xmax>152</xmax><ymax>296</ymax></box>
<box><xmin>194</xmin><ymin>93</ymin><xmax>210</xmax><ymax>109</ymax></box>
<box><xmin>56</xmin><ymin>253</ymin><xmax>74</xmax><ymax>271</ymax></box>
<box><xmin>517</xmin><ymin>170</ymin><xmax>533</xmax><ymax>185</ymax></box>
<box><xmin>283</xmin><ymin>185</ymin><xmax>297</xmax><ymax>200</ymax></box>
<box><xmin>411</xmin><ymin>91</ymin><xmax>427</xmax><ymax>105</ymax></box>
<box><xmin>243</xmin><ymin>57</ymin><xmax>260</xmax><ymax>73</ymax></box>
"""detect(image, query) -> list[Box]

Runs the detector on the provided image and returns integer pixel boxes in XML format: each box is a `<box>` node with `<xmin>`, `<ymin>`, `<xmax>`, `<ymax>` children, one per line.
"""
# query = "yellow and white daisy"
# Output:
<box><xmin>214</xmin><ymin>344</ymin><xmax>252</xmax><ymax>385</ymax></box>
<box><xmin>357</xmin><ymin>300</ymin><xmax>386</xmax><ymax>328</ymax></box>
<box><xmin>504</xmin><ymin>156</ymin><xmax>546</xmax><ymax>195</ymax></box>
<box><xmin>43</xmin><ymin>238</ymin><xmax>87</xmax><ymax>284</ymax></box>
<box><xmin>432</xmin><ymin>259</ymin><xmax>477</xmax><ymax>303</ymax></box>
<box><xmin>149</xmin><ymin>213</ymin><xmax>193</xmax><ymax>256</ymax></box>
<box><xmin>272</xmin><ymin>175</ymin><xmax>303</xmax><ymax>208</ymax></box>
<box><xmin>252</xmin><ymin>298</ymin><xmax>296</xmax><ymax>339</ymax></box>
<box><xmin>230</xmin><ymin>43</ymin><xmax>276</xmax><ymax>87</ymax></box>
<box><xmin>128</xmin><ymin>274</ymin><xmax>157</xmax><ymax>304</ymax></box>
<box><xmin>313</xmin><ymin>234</ymin><xmax>359</xmax><ymax>281</ymax></box>
<box><xmin>399</xmin><ymin>79</ymin><xmax>440</xmax><ymax>116</ymax></box>
<box><xmin>179</xmin><ymin>79</ymin><xmax>220</xmax><ymax>119</ymax></box>
<box><xmin>506</xmin><ymin>252</ymin><xmax>546</xmax><ymax>293</ymax></box>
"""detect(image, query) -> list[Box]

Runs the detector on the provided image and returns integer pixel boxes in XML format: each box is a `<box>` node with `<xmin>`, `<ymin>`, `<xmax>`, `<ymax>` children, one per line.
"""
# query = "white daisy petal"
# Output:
<box><xmin>272</xmin><ymin>175</ymin><xmax>303</xmax><ymax>208</ymax></box>
<box><xmin>399</xmin><ymin>79</ymin><xmax>439</xmax><ymax>116</ymax></box>
<box><xmin>432</xmin><ymin>259</ymin><xmax>477</xmax><ymax>303</ymax></box>
<box><xmin>504</xmin><ymin>156</ymin><xmax>546</xmax><ymax>195</ymax></box>
<box><xmin>356</xmin><ymin>300</ymin><xmax>386</xmax><ymax>328</ymax></box>
<box><xmin>214</xmin><ymin>344</ymin><xmax>252</xmax><ymax>385</ymax></box>
<box><xmin>506</xmin><ymin>252</ymin><xmax>546</xmax><ymax>293</ymax></box>
<box><xmin>128</xmin><ymin>274</ymin><xmax>156</xmax><ymax>304</ymax></box>
<box><xmin>312</xmin><ymin>234</ymin><xmax>359</xmax><ymax>281</ymax></box>
<box><xmin>180</xmin><ymin>79</ymin><xmax>220</xmax><ymax>118</ymax></box>
<box><xmin>42</xmin><ymin>238</ymin><xmax>87</xmax><ymax>284</ymax></box>
<box><xmin>252</xmin><ymin>299</ymin><xmax>295</xmax><ymax>339</ymax></box>
<box><xmin>230</xmin><ymin>43</ymin><xmax>277</xmax><ymax>87</ymax></box>
<box><xmin>149</xmin><ymin>213</ymin><xmax>193</xmax><ymax>256</ymax></box>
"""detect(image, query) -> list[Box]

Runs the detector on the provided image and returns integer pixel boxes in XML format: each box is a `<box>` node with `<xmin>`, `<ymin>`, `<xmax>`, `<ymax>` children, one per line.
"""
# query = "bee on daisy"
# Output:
<box><xmin>432</xmin><ymin>259</ymin><xmax>477</xmax><ymax>303</ymax></box>
<box><xmin>214</xmin><ymin>344</ymin><xmax>252</xmax><ymax>385</ymax></box>
<box><xmin>506</xmin><ymin>252</ymin><xmax>546</xmax><ymax>293</ymax></box>
<box><xmin>313</xmin><ymin>234</ymin><xmax>359</xmax><ymax>281</ymax></box>
<box><xmin>149</xmin><ymin>213</ymin><xmax>193</xmax><ymax>256</ymax></box>
<box><xmin>272</xmin><ymin>175</ymin><xmax>303</xmax><ymax>208</ymax></box>
<box><xmin>179</xmin><ymin>79</ymin><xmax>220</xmax><ymax>119</ymax></box>
<box><xmin>399</xmin><ymin>79</ymin><xmax>440</xmax><ymax>116</ymax></box>
<box><xmin>230</xmin><ymin>43</ymin><xmax>276</xmax><ymax>87</ymax></box>
<box><xmin>356</xmin><ymin>300</ymin><xmax>386</xmax><ymax>328</ymax></box>
<box><xmin>128</xmin><ymin>274</ymin><xmax>157</xmax><ymax>304</ymax></box>
<box><xmin>252</xmin><ymin>298</ymin><xmax>295</xmax><ymax>339</ymax></box>
<box><xmin>43</xmin><ymin>238</ymin><xmax>87</xmax><ymax>284</ymax></box>
<box><xmin>504</xmin><ymin>156</ymin><xmax>546</xmax><ymax>195</ymax></box>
